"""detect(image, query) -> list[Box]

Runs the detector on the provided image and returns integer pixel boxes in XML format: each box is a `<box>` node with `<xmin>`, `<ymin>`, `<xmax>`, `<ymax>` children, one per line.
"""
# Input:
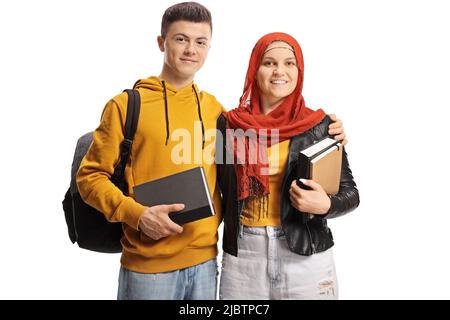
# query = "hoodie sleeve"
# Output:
<box><xmin>76</xmin><ymin>98</ymin><xmax>145</xmax><ymax>230</ymax></box>
<box><xmin>218</xmin><ymin>100</ymin><xmax>227</xmax><ymax>113</ymax></box>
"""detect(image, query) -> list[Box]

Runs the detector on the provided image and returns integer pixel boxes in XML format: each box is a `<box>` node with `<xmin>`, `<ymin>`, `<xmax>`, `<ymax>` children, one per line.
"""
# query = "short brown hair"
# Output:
<box><xmin>161</xmin><ymin>2</ymin><xmax>212</xmax><ymax>38</ymax></box>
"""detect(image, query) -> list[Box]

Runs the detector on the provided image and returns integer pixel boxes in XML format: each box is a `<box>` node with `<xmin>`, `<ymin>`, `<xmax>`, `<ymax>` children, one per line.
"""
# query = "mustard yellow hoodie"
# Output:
<box><xmin>76</xmin><ymin>76</ymin><xmax>225</xmax><ymax>273</ymax></box>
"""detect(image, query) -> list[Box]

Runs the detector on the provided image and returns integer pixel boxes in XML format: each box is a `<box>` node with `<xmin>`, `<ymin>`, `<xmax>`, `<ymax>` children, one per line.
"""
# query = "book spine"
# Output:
<box><xmin>297</xmin><ymin>153</ymin><xmax>312</xmax><ymax>180</ymax></box>
<box><xmin>169</xmin><ymin>206</ymin><xmax>212</xmax><ymax>225</ymax></box>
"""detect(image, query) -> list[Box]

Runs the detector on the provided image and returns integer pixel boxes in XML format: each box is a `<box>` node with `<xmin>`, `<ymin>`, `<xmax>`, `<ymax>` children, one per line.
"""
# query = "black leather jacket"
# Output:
<box><xmin>216</xmin><ymin>114</ymin><xmax>360</xmax><ymax>257</ymax></box>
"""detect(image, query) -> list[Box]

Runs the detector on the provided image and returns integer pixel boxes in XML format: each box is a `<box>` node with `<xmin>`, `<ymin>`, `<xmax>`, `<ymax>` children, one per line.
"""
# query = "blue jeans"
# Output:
<box><xmin>117</xmin><ymin>258</ymin><xmax>218</xmax><ymax>300</ymax></box>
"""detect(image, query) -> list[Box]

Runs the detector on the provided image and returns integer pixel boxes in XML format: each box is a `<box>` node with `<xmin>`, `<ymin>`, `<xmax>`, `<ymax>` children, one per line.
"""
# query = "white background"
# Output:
<box><xmin>1</xmin><ymin>0</ymin><xmax>449</xmax><ymax>299</ymax></box>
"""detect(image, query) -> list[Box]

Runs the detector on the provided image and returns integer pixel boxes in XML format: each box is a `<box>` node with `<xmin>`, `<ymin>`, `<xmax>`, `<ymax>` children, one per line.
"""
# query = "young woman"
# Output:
<box><xmin>216</xmin><ymin>32</ymin><xmax>360</xmax><ymax>299</ymax></box>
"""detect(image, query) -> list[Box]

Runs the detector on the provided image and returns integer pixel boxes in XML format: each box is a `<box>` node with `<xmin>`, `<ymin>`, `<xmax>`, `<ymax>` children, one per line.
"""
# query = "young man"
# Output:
<box><xmin>76</xmin><ymin>2</ymin><xmax>346</xmax><ymax>300</ymax></box>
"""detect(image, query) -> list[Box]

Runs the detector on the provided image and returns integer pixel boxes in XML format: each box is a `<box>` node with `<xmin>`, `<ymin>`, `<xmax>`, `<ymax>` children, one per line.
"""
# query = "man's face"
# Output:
<box><xmin>158</xmin><ymin>20</ymin><xmax>211</xmax><ymax>80</ymax></box>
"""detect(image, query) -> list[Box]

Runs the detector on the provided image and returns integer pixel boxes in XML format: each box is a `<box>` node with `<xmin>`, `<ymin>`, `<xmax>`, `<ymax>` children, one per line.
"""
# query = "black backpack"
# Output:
<box><xmin>62</xmin><ymin>89</ymin><xmax>140</xmax><ymax>253</ymax></box>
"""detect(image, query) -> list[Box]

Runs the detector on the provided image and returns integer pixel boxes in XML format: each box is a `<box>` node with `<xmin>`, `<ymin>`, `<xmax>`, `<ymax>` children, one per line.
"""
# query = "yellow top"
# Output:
<box><xmin>77</xmin><ymin>76</ymin><xmax>225</xmax><ymax>273</ymax></box>
<box><xmin>241</xmin><ymin>139</ymin><xmax>290</xmax><ymax>227</ymax></box>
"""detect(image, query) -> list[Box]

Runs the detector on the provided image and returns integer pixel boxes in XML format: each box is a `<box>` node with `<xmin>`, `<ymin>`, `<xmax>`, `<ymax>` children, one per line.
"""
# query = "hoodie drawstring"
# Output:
<box><xmin>192</xmin><ymin>85</ymin><xmax>205</xmax><ymax>149</ymax></box>
<box><xmin>161</xmin><ymin>80</ymin><xmax>170</xmax><ymax>146</ymax></box>
<box><xmin>161</xmin><ymin>80</ymin><xmax>205</xmax><ymax>149</ymax></box>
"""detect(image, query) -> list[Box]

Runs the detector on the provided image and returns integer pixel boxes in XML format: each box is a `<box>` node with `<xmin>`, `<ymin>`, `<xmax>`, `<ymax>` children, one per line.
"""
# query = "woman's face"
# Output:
<box><xmin>256</xmin><ymin>41</ymin><xmax>298</xmax><ymax>108</ymax></box>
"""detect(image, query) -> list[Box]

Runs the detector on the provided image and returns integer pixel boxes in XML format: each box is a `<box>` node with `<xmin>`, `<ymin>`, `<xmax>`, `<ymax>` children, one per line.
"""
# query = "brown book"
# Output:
<box><xmin>297</xmin><ymin>137</ymin><xmax>343</xmax><ymax>195</ymax></box>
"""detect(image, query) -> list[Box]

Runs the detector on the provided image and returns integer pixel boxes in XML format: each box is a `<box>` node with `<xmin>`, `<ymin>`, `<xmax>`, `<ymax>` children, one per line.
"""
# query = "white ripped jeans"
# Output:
<box><xmin>219</xmin><ymin>225</ymin><xmax>338</xmax><ymax>300</ymax></box>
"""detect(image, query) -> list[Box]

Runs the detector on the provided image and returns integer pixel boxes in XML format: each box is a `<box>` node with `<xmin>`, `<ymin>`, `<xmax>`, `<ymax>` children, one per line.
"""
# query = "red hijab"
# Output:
<box><xmin>225</xmin><ymin>32</ymin><xmax>326</xmax><ymax>201</ymax></box>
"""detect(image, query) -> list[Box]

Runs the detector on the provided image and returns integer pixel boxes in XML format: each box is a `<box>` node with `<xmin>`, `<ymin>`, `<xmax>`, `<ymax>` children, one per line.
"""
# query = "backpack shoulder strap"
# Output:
<box><xmin>111</xmin><ymin>89</ymin><xmax>141</xmax><ymax>191</ymax></box>
<box><xmin>123</xmin><ymin>89</ymin><xmax>141</xmax><ymax>143</ymax></box>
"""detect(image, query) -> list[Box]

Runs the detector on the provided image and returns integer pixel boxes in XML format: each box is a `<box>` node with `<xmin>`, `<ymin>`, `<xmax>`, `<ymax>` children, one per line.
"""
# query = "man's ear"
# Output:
<box><xmin>157</xmin><ymin>36</ymin><xmax>165</xmax><ymax>52</ymax></box>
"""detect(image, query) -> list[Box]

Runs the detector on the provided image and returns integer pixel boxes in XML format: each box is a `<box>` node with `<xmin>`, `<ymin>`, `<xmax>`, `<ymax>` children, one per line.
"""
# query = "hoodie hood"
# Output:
<box><xmin>133</xmin><ymin>76</ymin><xmax>200</xmax><ymax>97</ymax></box>
<box><xmin>133</xmin><ymin>76</ymin><xmax>205</xmax><ymax>148</ymax></box>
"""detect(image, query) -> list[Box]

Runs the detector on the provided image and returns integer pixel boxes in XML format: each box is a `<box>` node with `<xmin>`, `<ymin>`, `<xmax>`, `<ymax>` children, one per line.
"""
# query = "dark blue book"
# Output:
<box><xmin>133</xmin><ymin>167</ymin><xmax>216</xmax><ymax>225</ymax></box>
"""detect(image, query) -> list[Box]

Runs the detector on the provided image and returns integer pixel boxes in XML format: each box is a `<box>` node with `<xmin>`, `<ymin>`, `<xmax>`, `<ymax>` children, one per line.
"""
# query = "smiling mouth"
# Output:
<box><xmin>180</xmin><ymin>58</ymin><xmax>198</xmax><ymax>63</ymax></box>
<box><xmin>270</xmin><ymin>80</ymin><xmax>288</xmax><ymax>85</ymax></box>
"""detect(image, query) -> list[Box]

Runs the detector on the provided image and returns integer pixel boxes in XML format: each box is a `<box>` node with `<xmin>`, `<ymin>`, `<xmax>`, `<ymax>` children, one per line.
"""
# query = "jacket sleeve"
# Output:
<box><xmin>215</xmin><ymin>113</ymin><xmax>227</xmax><ymax>221</ymax></box>
<box><xmin>323</xmin><ymin>146</ymin><xmax>360</xmax><ymax>219</ymax></box>
<box><xmin>76</xmin><ymin>98</ymin><xmax>145</xmax><ymax>230</ymax></box>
